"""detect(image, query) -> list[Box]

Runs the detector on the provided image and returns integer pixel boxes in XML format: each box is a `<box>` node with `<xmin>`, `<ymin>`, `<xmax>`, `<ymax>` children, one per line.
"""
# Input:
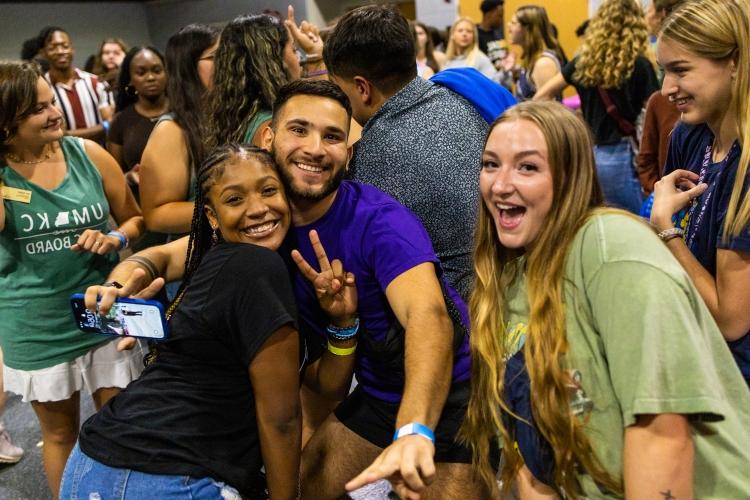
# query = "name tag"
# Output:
<box><xmin>1</xmin><ymin>186</ymin><xmax>32</xmax><ymax>203</ymax></box>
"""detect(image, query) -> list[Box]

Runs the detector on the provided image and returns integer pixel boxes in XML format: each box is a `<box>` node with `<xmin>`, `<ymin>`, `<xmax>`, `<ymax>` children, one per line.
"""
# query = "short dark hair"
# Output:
<box><xmin>271</xmin><ymin>79</ymin><xmax>352</xmax><ymax>129</ymax></box>
<box><xmin>323</xmin><ymin>5</ymin><xmax>416</xmax><ymax>93</ymax></box>
<box><xmin>20</xmin><ymin>37</ymin><xmax>42</xmax><ymax>60</ymax></box>
<box><xmin>480</xmin><ymin>0</ymin><xmax>504</xmax><ymax>14</ymax></box>
<box><xmin>38</xmin><ymin>26</ymin><xmax>67</xmax><ymax>47</ymax></box>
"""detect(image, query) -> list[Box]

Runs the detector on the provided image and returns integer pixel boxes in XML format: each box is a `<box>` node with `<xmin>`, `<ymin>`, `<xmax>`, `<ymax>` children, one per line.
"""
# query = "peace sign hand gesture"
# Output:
<box><xmin>291</xmin><ymin>229</ymin><xmax>357</xmax><ymax>326</ymax></box>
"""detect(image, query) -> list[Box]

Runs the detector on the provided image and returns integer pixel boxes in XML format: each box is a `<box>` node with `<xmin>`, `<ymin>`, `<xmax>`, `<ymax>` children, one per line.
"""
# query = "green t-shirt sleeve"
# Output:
<box><xmin>586</xmin><ymin>260</ymin><xmax>730</xmax><ymax>427</ymax></box>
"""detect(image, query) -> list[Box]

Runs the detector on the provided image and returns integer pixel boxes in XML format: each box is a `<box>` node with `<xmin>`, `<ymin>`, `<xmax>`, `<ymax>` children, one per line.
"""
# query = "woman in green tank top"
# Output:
<box><xmin>0</xmin><ymin>61</ymin><xmax>145</xmax><ymax>497</ymax></box>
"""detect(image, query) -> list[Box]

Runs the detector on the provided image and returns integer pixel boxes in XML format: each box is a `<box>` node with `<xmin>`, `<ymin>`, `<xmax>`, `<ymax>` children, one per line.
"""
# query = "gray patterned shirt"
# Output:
<box><xmin>349</xmin><ymin>77</ymin><xmax>488</xmax><ymax>300</ymax></box>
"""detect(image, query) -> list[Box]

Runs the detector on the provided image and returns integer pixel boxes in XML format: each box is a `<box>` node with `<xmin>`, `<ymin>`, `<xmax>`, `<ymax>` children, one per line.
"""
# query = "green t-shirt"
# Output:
<box><xmin>503</xmin><ymin>212</ymin><xmax>750</xmax><ymax>498</ymax></box>
<box><xmin>0</xmin><ymin>137</ymin><xmax>117</xmax><ymax>370</ymax></box>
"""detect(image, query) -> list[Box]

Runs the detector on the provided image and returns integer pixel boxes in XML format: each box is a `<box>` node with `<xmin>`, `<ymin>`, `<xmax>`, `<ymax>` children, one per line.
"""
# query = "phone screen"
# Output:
<box><xmin>70</xmin><ymin>294</ymin><xmax>167</xmax><ymax>340</ymax></box>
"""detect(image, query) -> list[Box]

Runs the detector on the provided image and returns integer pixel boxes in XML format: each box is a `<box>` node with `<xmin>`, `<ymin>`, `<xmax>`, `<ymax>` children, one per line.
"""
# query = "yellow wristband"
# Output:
<box><xmin>327</xmin><ymin>341</ymin><xmax>357</xmax><ymax>356</ymax></box>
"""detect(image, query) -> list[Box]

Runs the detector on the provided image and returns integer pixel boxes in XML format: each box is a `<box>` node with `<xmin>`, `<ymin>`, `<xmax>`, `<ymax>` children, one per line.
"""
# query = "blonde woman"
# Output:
<box><xmin>508</xmin><ymin>5</ymin><xmax>566</xmax><ymax>100</ymax></box>
<box><xmin>535</xmin><ymin>0</ymin><xmax>657</xmax><ymax>214</ymax></box>
<box><xmin>443</xmin><ymin>17</ymin><xmax>496</xmax><ymax>78</ymax></box>
<box><xmin>461</xmin><ymin>100</ymin><xmax>750</xmax><ymax>499</ymax></box>
<box><xmin>651</xmin><ymin>0</ymin><xmax>750</xmax><ymax>385</ymax></box>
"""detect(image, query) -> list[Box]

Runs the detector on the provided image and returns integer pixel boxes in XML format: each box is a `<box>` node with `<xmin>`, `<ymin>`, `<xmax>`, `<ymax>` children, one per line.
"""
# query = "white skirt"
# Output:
<box><xmin>3</xmin><ymin>339</ymin><xmax>146</xmax><ymax>403</ymax></box>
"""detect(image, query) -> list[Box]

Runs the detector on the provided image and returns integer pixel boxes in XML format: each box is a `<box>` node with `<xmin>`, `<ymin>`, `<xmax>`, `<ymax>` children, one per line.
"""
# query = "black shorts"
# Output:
<box><xmin>334</xmin><ymin>380</ymin><xmax>500</xmax><ymax>468</ymax></box>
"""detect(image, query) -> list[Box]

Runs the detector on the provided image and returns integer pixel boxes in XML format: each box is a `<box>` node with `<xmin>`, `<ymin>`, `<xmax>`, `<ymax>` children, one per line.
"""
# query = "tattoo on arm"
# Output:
<box><xmin>660</xmin><ymin>490</ymin><xmax>676</xmax><ymax>500</ymax></box>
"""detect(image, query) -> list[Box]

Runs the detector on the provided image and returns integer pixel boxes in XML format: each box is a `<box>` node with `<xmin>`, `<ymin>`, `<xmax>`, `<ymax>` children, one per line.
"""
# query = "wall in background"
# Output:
<box><xmin>144</xmin><ymin>0</ymin><xmax>306</xmax><ymax>51</ymax></box>
<box><xmin>458</xmin><ymin>0</ymin><xmax>589</xmax><ymax>63</ymax></box>
<box><xmin>0</xmin><ymin>2</ymin><xmax>151</xmax><ymax>63</ymax></box>
<box><xmin>415</xmin><ymin>0</ymin><xmax>458</xmax><ymax>32</ymax></box>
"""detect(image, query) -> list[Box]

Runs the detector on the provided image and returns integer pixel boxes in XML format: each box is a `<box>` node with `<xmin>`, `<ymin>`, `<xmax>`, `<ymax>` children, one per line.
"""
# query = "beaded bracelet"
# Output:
<box><xmin>107</xmin><ymin>230</ymin><xmax>129</xmax><ymax>249</ymax></box>
<box><xmin>326</xmin><ymin>317</ymin><xmax>359</xmax><ymax>341</ymax></box>
<box><xmin>656</xmin><ymin>227</ymin><xmax>684</xmax><ymax>243</ymax></box>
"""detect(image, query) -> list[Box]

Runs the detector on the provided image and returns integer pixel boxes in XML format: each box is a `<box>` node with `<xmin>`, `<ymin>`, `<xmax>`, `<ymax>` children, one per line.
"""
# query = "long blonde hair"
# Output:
<box><xmin>573</xmin><ymin>0</ymin><xmax>649</xmax><ymax>88</ymax></box>
<box><xmin>461</xmin><ymin>101</ymin><xmax>621</xmax><ymax>497</ymax></box>
<box><xmin>445</xmin><ymin>17</ymin><xmax>481</xmax><ymax>67</ymax></box>
<box><xmin>659</xmin><ymin>0</ymin><xmax>750</xmax><ymax>241</ymax></box>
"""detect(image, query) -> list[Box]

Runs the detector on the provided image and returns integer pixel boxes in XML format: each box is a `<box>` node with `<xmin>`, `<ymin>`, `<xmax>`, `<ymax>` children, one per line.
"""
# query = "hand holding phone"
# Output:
<box><xmin>71</xmin><ymin>293</ymin><xmax>168</xmax><ymax>340</ymax></box>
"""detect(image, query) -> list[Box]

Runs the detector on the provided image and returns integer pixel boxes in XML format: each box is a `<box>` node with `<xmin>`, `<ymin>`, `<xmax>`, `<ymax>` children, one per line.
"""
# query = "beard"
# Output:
<box><xmin>273</xmin><ymin>149</ymin><xmax>346</xmax><ymax>202</ymax></box>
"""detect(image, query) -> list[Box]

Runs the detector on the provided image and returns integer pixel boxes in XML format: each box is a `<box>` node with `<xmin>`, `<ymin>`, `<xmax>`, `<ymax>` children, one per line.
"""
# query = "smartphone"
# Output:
<box><xmin>70</xmin><ymin>293</ymin><xmax>168</xmax><ymax>340</ymax></box>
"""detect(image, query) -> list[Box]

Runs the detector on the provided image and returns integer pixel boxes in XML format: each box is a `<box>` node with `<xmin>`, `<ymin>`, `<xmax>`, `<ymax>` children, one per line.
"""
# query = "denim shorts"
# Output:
<box><xmin>60</xmin><ymin>443</ymin><xmax>242</xmax><ymax>500</ymax></box>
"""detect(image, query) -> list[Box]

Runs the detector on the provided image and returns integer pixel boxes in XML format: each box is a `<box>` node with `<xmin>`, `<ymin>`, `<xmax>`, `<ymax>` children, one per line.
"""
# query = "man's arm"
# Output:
<box><xmin>347</xmin><ymin>262</ymin><xmax>453</xmax><ymax>497</ymax></box>
<box><xmin>389</xmin><ymin>262</ymin><xmax>452</xmax><ymax>430</ymax></box>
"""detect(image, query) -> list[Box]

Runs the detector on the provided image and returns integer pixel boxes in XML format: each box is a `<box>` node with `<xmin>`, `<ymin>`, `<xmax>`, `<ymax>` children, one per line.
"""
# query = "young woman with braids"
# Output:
<box><xmin>534</xmin><ymin>0</ymin><xmax>658</xmax><ymax>214</ymax></box>
<box><xmin>507</xmin><ymin>5</ymin><xmax>566</xmax><ymax>101</ymax></box>
<box><xmin>61</xmin><ymin>144</ymin><xmax>358</xmax><ymax>500</ymax></box>
<box><xmin>651</xmin><ymin>0</ymin><xmax>750</xmax><ymax>384</ymax></box>
<box><xmin>139</xmin><ymin>24</ymin><xmax>218</xmax><ymax>238</ymax></box>
<box><xmin>461</xmin><ymin>100</ymin><xmax>750</xmax><ymax>499</ymax></box>
<box><xmin>205</xmin><ymin>14</ymin><xmax>301</xmax><ymax>150</ymax></box>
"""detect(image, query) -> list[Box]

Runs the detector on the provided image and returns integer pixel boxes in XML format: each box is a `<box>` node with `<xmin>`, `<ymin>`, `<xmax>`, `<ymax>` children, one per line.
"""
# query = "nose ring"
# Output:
<box><xmin>668</xmin><ymin>95</ymin><xmax>676</xmax><ymax>103</ymax></box>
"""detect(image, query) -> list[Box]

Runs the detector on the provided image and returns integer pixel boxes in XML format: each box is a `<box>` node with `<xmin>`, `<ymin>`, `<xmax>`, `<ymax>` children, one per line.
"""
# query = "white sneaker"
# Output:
<box><xmin>0</xmin><ymin>422</ymin><xmax>23</xmax><ymax>464</ymax></box>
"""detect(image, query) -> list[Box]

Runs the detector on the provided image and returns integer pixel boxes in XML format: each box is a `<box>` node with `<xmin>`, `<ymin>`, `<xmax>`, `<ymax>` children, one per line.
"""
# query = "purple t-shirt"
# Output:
<box><xmin>286</xmin><ymin>181</ymin><xmax>471</xmax><ymax>402</ymax></box>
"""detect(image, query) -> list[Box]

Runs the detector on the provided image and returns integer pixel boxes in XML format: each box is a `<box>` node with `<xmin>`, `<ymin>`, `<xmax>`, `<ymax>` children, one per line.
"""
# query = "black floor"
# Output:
<box><xmin>0</xmin><ymin>393</ymin><xmax>95</xmax><ymax>500</ymax></box>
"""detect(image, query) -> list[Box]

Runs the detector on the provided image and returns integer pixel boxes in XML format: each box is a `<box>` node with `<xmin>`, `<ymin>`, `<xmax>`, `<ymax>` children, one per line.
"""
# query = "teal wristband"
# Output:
<box><xmin>393</xmin><ymin>422</ymin><xmax>435</xmax><ymax>444</ymax></box>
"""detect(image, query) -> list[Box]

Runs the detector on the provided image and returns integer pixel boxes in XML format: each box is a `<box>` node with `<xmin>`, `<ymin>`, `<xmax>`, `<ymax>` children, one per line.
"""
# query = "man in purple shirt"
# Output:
<box><xmin>93</xmin><ymin>80</ymin><xmax>493</xmax><ymax>498</ymax></box>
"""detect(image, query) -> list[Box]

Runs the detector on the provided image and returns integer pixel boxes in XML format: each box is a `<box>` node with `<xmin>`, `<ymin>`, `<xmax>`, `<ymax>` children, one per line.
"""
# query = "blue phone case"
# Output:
<box><xmin>70</xmin><ymin>293</ymin><xmax>169</xmax><ymax>341</ymax></box>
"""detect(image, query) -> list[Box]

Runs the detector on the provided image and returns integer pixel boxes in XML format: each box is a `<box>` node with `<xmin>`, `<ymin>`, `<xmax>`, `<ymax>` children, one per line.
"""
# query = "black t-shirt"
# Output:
<box><xmin>107</xmin><ymin>106</ymin><xmax>160</xmax><ymax>172</ymax></box>
<box><xmin>561</xmin><ymin>55</ymin><xmax>658</xmax><ymax>145</ymax></box>
<box><xmin>78</xmin><ymin>243</ymin><xmax>299</xmax><ymax>496</ymax></box>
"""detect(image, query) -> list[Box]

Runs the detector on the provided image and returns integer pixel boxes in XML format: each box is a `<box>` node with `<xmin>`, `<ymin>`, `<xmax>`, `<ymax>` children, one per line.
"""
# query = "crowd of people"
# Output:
<box><xmin>1</xmin><ymin>0</ymin><xmax>749</xmax><ymax>499</ymax></box>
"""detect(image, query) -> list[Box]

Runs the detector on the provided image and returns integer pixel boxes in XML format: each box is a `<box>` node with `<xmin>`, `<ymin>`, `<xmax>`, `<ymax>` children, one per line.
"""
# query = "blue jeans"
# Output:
<box><xmin>60</xmin><ymin>443</ymin><xmax>242</xmax><ymax>500</ymax></box>
<box><xmin>594</xmin><ymin>141</ymin><xmax>644</xmax><ymax>214</ymax></box>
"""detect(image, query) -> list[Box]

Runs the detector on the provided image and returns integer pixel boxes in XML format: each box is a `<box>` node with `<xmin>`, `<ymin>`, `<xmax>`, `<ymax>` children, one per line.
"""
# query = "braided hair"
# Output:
<box><xmin>165</xmin><ymin>143</ymin><xmax>280</xmax><ymax>319</ymax></box>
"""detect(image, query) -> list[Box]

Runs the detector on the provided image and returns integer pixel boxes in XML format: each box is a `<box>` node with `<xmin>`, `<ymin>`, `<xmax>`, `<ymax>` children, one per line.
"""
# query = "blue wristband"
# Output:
<box><xmin>102</xmin><ymin>120</ymin><xmax>110</xmax><ymax>133</ymax></box>
<box><xmin>107</xmin><ymin>230</ymin><xmax>128</xmax><ymax>249</ymax></box>
<box><xmin>393</xmin><ymin>422</ymin><xmax>435</xmax><ymax>444</ymax></box>
<box><xmin>326</xmin><ymin>317</ymin><xmax>359</xmax><ymax>341</ymax></box>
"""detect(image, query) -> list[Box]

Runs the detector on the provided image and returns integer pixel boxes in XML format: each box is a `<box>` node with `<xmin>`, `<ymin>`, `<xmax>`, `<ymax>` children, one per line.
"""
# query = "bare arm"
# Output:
<box><xmin>530</xmin><ymin>56</ymin><xmax>560</xmax><ymax>95</ymax></box>
<box><xmin>106</xmin><ymin>141</ymin><xmax>125</xmax><ymax>172</ymax></box>
<box><xmin>249</xmin><ymin>324</ymin><xmax>301</xmax><ymax>500</ymax></box>
<box><xmin>661</xmin><ymin>241</ymin><xmax>750</xmax><ymax>340</ymax></box>
<box><xmin>71</xmin><ymin>140</ymin><xmax>143</xmax><ymax>254</ymax></box>
<box><xmin>390</xmin><ymin>262</ymin><xmax>453</xmax><ymax>430</ymax></box>
<box><xmin>652</xmin><ymin>170</ymin><xmax>750</xmax><ymax>340</ymax></box>
<box><xmin>517</xmin><ymin>465</ymin><xmax>559</xmax><ymax>500</ymax></box>
<box><xmin>83</xmin><ymin>236</ymin><xmax>189</xmax><ymax>314</ymax></box>
<box><xmin>292</xmin><ymin>230</ymin><xmax>358</xmax><ymax>400</ymax></box>
<box><xmin>139</xmin><ymin>120</ymin><xmax>194</xmax><ymax>234</ymax></box>
<box><xmin>624</xmin><ymin>414</ymin><xmax>693</xmax><ymax>499</ymax></box>
<box><xmin>532</xmin><ymin>73</ymin><xmax>567</xmax><ymax>101</ymax></box>
<box><xmin>346</xmin><ymin>262</ymin><xmax>453</xmax><ymax>498</ymax></box>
